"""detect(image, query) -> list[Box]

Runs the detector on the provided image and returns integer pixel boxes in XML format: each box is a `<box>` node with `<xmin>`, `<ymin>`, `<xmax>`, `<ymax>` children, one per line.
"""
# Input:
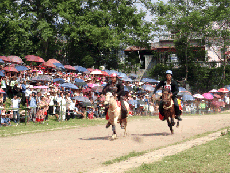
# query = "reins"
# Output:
<box><xmin>163</xmin><ymin>99</ymin><xmax>174</xmax><ymax>110</ymax></box>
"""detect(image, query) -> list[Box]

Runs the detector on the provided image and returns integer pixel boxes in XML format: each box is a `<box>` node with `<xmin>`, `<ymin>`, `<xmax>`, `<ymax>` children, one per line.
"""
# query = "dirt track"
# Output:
<box><xmin>0</xmin><ymin>114</ymin><xmax>230</xmax><ymax>173</ymax></box>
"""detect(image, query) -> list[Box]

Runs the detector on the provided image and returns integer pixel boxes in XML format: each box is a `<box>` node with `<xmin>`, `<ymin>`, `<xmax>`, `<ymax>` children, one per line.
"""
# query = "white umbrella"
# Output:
<box><xmin>209</xmin><ymin>89</ymin><xmax>218</xmax><ymax>93</ymax></box>
<box><xmin>193</xmin><ymin>94</ymin><xmax>204</xmax><ymax>99</ymax></box>
<box><xmin>90</xmin><ymin>70</ymin><xmax>102</xmax><ymax>75</ymax></box>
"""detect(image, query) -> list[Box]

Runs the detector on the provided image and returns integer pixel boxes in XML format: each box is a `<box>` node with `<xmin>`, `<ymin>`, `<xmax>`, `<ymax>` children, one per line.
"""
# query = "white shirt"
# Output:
<box><xmin>12</xmin><ymin>99</ymin><xmax>20</xmax><ymax>111</ymax></box>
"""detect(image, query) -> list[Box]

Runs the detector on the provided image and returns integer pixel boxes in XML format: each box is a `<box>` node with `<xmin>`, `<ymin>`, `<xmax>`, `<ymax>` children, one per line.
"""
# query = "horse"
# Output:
<box><xmin>104</xmin><ymin>92</ymin><xmax>129</xmax><ymax>140</ymax></box>
<box><xmin>162</xmin><ymin>89</ymin><xmax>179</xmax><ymax>134</ymax></box>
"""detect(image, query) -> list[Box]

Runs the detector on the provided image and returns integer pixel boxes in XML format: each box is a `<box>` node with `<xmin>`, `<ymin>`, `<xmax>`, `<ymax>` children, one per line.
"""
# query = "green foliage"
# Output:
<box><xmin>0</xmin><ymin>0</ymin><xmax>152</xmax><ymax>68</ymax></box>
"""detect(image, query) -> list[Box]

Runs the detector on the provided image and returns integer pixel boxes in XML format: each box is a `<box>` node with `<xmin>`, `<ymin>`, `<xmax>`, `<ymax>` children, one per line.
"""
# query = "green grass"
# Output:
<box><xmin>0</xmin><ymin>116</ymin><xmax>107</xmax><ymax>137</ymax></box>
<box><xmin>127</xmin><ymin>130</ymin><xmax>230</xmax><ymax>173</ymax></box>
<box><xmin>102</xmin><ymin>126</ymin><xmax>230</xmax><ymax>166</ymax></box>
<box><xmin>103</xmin><ymin>151</ymin><xmax>147</xmax><ymax>165</ymax></box>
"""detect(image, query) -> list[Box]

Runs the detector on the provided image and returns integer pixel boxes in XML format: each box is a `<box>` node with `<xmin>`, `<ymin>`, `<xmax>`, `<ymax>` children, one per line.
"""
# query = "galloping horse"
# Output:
<box><xmin>105</xmin><ymin>92</ymin><xmax>129</xmax><ymax>140</ymax></box>
<box><xmin>162</xmin><ymin>89</ymin><xmax>179</xmax><ymax>134</ymax></box>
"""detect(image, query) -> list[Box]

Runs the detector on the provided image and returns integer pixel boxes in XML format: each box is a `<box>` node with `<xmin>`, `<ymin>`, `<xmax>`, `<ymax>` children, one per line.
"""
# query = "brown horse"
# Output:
<box><xmin>162</xmin><ymin>89</ymin><xmax>179</xmax><ymax>134</ymax></box>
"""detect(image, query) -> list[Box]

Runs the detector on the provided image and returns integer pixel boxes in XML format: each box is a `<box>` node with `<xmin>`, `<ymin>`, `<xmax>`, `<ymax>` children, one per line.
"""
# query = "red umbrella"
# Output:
<box><xmin>7</xmin><ymin>56</ymin><xmax>23</xmax><ymax>64</ymax></box>
<box><xmin>25</xmin><ymin>55</ymin><xmax>45</xmax><ymax>63</ymax></box>
<box><xmin>64</xmin><ymin>65</ymin><xmax>76</xmax><ymax>71</ymax></box>
<box><xmin>3</xmin><ymin>66</ymin><xmax>18</xmax><ymax>73</ymax></box>
<box><xmin>47</xmin><ymin>59</ymin><xmax>61</xmax><ymax>64</ymax></box>
<box><xmin>0</xmin><ymin>56</ymin><xmax>8</xmax><ymax>62</ymax></box>
<box><xmin>101</xmin><ymin>71</ymin><xmax>109</xmax><ymax>76</ymax></box>
<box><xmin>214</xmin><ymin>94</ymin><xmax>221</xmax><ymax>99</ymax></box>
<box><xmin>82</xmin><ymin>88</ymin><xmax>91</xmax><ymax>93</ymax></box>
<box><xmin>41</xmin><ymin>62</ymin><xmax>56</xmax><ymax>68</ymax></box>
<box><xmin>218</xmin><ymin>88</ymin><xmax>229</xmax><ymax>93</ymax></box>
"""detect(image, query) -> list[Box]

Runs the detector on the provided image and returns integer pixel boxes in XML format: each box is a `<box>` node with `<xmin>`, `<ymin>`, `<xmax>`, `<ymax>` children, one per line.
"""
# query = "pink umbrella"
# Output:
<box><xmin>88</xmin><ymin>84</ymin><xmax>98</xmax><ymax>88</ymax></box>
<box><xmin>7</xmin><ymin>56</ymin><xmax>23</xmax><ymax>64</ymax></box>
<box><xmin>64</xmin><ymin>65</ymin><xmax>75</xmax><ymax>71</ymax></box>
<box><xmin>3</xmin><ymin>66</ymin><xmax>18</xmax><ymax>73</ymax></box>
<box><xmin>25</xmin><ymin>55</ymin><xmax>45</xmax><ymax>63</ymax></box>
<box><xmin>0</xmin><ymin>56</ymin><xmax>8</xmax><ymax>62</ymax></box>
<box><xmin>202</xmin><ymin>93</ymin><xmax>214</xmax><ymax>100</ymax></box>
<box><xmin>218</xmin><ymin>88</ymin><xmax>229</xmax><ymax>93</ymax></box>
<box><xmin>214</xmin><ymin>94</ymin><xmax>221</xmax><ymax>99</ymax></box>
<box><xmin>41</xmin><ymin>62</ymin><xmax>56</xmax><ymax>68</ymax></box>
<box><xmin>47</xmin><ymin>59</ymin><xmax>61</xmax><ymax>64</ymax></box>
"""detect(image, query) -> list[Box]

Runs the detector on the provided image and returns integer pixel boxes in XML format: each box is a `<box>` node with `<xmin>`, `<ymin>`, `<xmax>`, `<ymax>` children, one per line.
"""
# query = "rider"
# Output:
<box><xmin>102</xmin><ymin>73</ymin><xmax>127</xmax><ymax>128</ymax></box>
<box><xmin>152</xmin><ymin>70</ymin><xmax>182</xmax><ymax>121</ymax></box>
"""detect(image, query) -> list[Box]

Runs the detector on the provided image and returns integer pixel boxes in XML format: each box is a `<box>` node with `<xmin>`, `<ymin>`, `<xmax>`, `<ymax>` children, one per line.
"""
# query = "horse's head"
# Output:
<box><xmin>162</xmin><ymin>88</ymin><xmax>171</xmax><ymax>104</ymax></box>
<box><xmin>105</xmin><ymin>92</ymin><xmax>114</xmax><ymax>104</ymax></box>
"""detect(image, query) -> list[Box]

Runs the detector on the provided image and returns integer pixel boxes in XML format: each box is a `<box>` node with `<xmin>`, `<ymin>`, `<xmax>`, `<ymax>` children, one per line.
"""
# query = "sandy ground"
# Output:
<box><xmin>0</xmin><ymin>114</ymin><xmax>230</xmax><ymax>173</ymax></box>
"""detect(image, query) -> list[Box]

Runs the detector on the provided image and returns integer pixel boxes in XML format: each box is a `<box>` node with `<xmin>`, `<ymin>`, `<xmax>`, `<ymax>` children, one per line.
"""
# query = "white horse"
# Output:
<box><xmin>105</xmin><ymin>92</ymin><xmax>129</xmax><ymax>140</ymax></box>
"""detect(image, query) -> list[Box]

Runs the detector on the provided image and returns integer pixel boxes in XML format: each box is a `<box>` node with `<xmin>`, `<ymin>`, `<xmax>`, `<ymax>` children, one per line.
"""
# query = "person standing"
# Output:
<box><xmin>12</xmin><ymin>95</ymin><xmax>20</xmax><ymax>123</ymax></box>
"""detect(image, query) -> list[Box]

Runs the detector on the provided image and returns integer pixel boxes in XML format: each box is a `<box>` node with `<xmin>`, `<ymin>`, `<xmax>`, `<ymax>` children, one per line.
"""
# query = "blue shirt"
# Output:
<box><xmin>30</xmin><ymin>97</ymin><xmax>37</xmax><ymax>107</ymax></box>
<box><xmin>21</xmin><ymin>84</ymin><xmax>26</xmax><ymax>93</ymax></box>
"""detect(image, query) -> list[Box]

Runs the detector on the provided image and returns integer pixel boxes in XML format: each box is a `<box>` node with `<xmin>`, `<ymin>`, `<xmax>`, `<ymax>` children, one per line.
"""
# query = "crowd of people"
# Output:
<box><xmin>0</xmin><ymin>60</ymin><xmax>229</xmax><ymax>127</ymax></box>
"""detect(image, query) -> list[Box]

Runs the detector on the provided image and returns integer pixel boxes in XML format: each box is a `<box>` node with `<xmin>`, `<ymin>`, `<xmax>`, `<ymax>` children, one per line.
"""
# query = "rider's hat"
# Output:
<box><xmin>166</xmin><ymin>70</ymin><xmax>172</xmax><ymax>75</ymax></box>
<box><xmin>110</xmin><ymin>73</ymin><xmax>117</xmax><ymax>77</ymax></box>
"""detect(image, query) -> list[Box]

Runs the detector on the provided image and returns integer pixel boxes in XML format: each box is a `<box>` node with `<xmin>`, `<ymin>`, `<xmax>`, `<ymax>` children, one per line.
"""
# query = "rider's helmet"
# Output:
<box><xmin>110</xmin><ymin>73</ymin><xmax>118</xmax><ymax>78</ymax></box>
<box><xmin>166</xmin><ymin>70</ymin><xmax>172</xmax><ymax>75</ymax></box>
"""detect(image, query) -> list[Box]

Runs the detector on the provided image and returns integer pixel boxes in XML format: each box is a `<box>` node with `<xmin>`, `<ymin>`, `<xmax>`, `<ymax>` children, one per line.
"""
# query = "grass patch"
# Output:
<box><xmin>0</xmin><ymin>116</ymin><xmax>107</xmax><ymax>137</ymax></box>
<box><xmin>103</xmin><ymin>151</ymin><xmax>148</xmax><ymax>165</ymax></box>
<box><xmin>127</xmin><ymin>130</ymin><xmax>230</xmax><ymax>173</ymax></box>
<box><xmin>102</xmin><ymin>126</ymin><xmax>230</xmax><ymax>166</ymax></box>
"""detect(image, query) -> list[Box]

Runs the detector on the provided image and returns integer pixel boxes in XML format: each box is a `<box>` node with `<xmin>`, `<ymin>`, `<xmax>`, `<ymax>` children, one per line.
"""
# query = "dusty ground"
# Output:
<box><xmin>0</xmin><ymin>114</ymin><xmax>230</xmax><ymax>173</ymax></box>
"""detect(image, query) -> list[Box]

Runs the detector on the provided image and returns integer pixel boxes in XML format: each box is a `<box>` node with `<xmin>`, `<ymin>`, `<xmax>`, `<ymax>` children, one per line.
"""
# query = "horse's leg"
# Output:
<box><xmin>111</xmin><ymin>125</ymin><xmax>117</xmax><ymax>139</ymax></box>
<box><xmin>166</xmin><ymin>118</ymin><xmax>172</xmax><ymax>133</ymax></box>
<box><xmin>176</xmin><ymin>120</ymin><xmax>179</xmax><ymax>128</ymax></box>
<box><xmin>171</xmin><ymin>118</ymin><xmax>175</xmax><ymax>126</ymax></box>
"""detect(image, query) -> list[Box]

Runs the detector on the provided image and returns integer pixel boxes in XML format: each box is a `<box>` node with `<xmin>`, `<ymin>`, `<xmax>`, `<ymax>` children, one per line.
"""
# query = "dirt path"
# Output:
<box><xmin>0</xmin><ymin>114</ymin><xmax>230</xmax><ymax>173</ymax></box>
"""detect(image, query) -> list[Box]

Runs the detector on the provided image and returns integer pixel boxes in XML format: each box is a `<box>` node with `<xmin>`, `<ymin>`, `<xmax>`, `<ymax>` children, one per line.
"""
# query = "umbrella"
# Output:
<box><xmin>7</xmin><ymin>56</ymin><xmax>23</xmax><ymax>64</ymax></box>
<box><xmin>25</xmin><ymin>55</ymin><xmax>45</xmax><ymax>63</ymax></box>
<box><xmin>32</xmin><ymin>75</ymin><xmax>52</xmax><ymax>81</ymax></box>
<box><xmin>53</xmin><ymin>78</ymin><xmax>65</xmax><ymax>83</ymax></box>
<box><xmin>122</xmin><ymin>77</ymin><xmax>133</xmax><ymax>82</ymax></box>
<box><xmin>118</xmin><ymin>72</ymin><xmax>127</xmax><ymax>78</ymax></box>
<box><xmin>193</xmin><ymin>94</ymin><xmax>204</xmax><ymax>99</ymax></box>
<box><xmin>209</xmin><ymin>89</ymin><xmax>218</xmax><ymax>93</ymax></box>
<box><xmin>15</xmin><ymin>65</ymin><xmax>28</xmax><ymax>71</ymax></box>
<box><xmin>3</xmin><ymin>66</ymin><xmax>18</xmax><ymax>73</ymax></box>
<box><xmin>142</xmin><ymin>85</ymin><xmax>155</xmax><ymax>91</ymax></box>
<box><xmin>33</xmin><ymin>86</ymin><xmax>49</xmax><ymax>89</ymax></box>
<box><xmin>75</xmin><ymin>78</ymin><xmax>85</xmax><ymax>82</ymax></box>
<box><xmin>82</xmin><ymin>88</ymin><xmax>91</xmax><ymax>93</ymax></box>
<box><xmin>0</xmin><ymin>56</ymin><xmax>8</xmax><ymax>62</ymax></box>
<box><xmin>202</xmin><ymin>93</ymin><xmax>214</xmax><ymax>100</ymax></box>
<box><xmin>178</xmin><ymin>91</ymin><xmax>192</xmax><ymax>96</ymax></box>
<box><xmin>80</xmin><ymin>102</ymin><xmax>92</xmax><ymax>107</ymax></box>
<box><xmin>141</xmin><ymin>78</ymin><xmax>159</xmax><ymax>83</ymax></box>
<box><xmin>90</xmin><ymin>70</ymin><xmax>102</xmax><ymax>75</ymax></box>
<box><xmin>101</xmin><ymin>71</ymin><xmax>109</xmax><ymax>76</ymax></box>
<box><xmin>129</xmin><ymin>73</ymin><xmax>138</xmax><ymax>79</ymax></box>
<box><xmin>218</xmin><ymin>88</ymin><xmax>229</xmax><ymax>93</ymax></box>
<box><xmin>92</xmin><ymin>86</ymin><xmax>103</xmax><ymax>93</ymax></box>
<box><xmin>47</xmin><ymin>59</ymin><xmax>61</xmax><ymax>64</ymax></box>
<box><xmin>88</xmin><ymin>83</ymin><xmax>98</xmax><ymax>88</ymax></box>
<box><xmin>53</xmin><ymin>63</ymin><xmax>65</xmax><ymax>69</ymax></box>
<box><xmin>64</xmin><ymin>65</ymin><xmax>76</xmax><ymax>71</ymax></box>
<box><xmin>179</xmin><ymin>87</ymin><xmax>187</xmax><ymax>92</ymax></box>
<box><xmin>214</xmin><ymin>94</ymin><xmax>221</xmax><ymax>99</ymax></box>
<box><xmin>74</xmin><ymin>66</ymin><xmax>88</xmax><ymax>73</ymax></box>
<box><xmin>60</xmin><ymin>83</ymin><xmax>78</xmax><ymax>89</ymax></box>
<box><xmin>182</xmin><ymin>94</ymin><xmax>194</xmax><ymax>101</ymax></box>
<box><xmin>72</xmin><ymin>96</ymin><xmax>91</xmax><ymax>102</ymax></box>
<box><xmin>75</xmin><ymin>82</ymin><xmax>87</xmax><ymax>87</ymax></box>
<box><xmin>0</xmin><ymin>59</ymin><xmax>4</xmax><ymax>63</ymax></box>
<box><xmin>0</xmin><ymin>70</ymin><xmax>5</xmax><ymax>77</ymax></box>
<box><xmin>42</xmin><ymin>62</ymin><xmax>56</xmax><ymax>68</ymax></box>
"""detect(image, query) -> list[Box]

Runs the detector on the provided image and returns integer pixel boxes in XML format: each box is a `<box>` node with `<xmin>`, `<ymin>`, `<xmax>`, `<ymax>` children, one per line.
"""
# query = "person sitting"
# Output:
<box><xmin>152</xmin><ymin>70</ymin><xmax>182</xmax><ymax>121</ymax></box>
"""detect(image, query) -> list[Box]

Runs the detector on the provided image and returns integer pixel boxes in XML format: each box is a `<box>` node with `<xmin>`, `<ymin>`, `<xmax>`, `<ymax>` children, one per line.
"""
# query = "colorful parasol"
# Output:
<box><xmin>25</xmin><ymin>55</ymin><xmax>45</xmax><ymax>63</ymax></box>
<box><xmin>7</xmin><ymin>56</ymin><xmax>23</xmax><ymax>64</ymax></box>
<box><xmin>47</xmin><ymin>59</ymin><xmax>61</xmax><ymax>64</ymax></box>
<box><xmin>42</xmin><ymin>62</ymin><xmax>56</xmax><ymax>68</ymax></box>
<box><xmin>64</xmin><ymin>65</ymin><xmax>76</xmax><ymax>71</ymax></box>
<box><xmin>0</xmin><ymin>56</ymin><xmax>8</xmax><ymax>62</ymax></box>
<box><xmin>3</xmin><ymin>66</ymin><xmax>18</xmax><ymax>73</ymax></box>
